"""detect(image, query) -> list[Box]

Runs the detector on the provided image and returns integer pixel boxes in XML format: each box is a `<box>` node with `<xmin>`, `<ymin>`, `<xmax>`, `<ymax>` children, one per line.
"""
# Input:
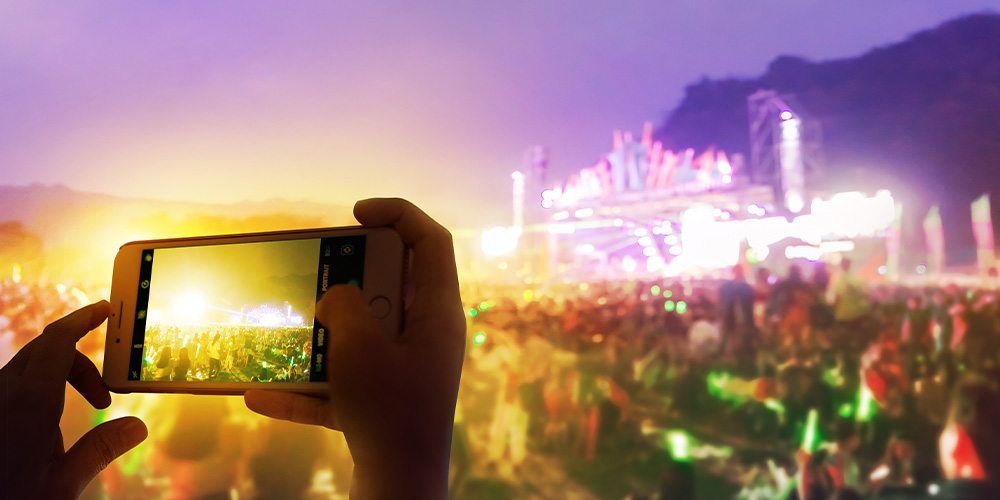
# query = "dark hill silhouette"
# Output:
<box><xmin>655</xmin><ymin>13</ymin><xmax>1000</xmax><ymax>264</ymax></box>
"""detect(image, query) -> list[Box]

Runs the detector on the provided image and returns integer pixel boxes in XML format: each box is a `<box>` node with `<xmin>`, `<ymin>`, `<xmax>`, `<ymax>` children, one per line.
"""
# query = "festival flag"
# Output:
<box><xmin>594</xmin><ymin>160</ymin><xmax>613</xmax><ymax>197</ymax></box>
<box><xmin>886</xmin><ymin>202</ymin><xmax>902</xmax><ymax>282</ymax></box>
<box><xmin>692</xmin><ymin>147</ymin><xmax>716</xmax><ymax>184</ymax></box>
<box><xmin>645</xmin><ymin>141</ymin><xmax>663</xmax><ymax>189</ymax></box>
<box><xmin>971</xmin><ymin>194</ymin><xmax>996</xmax><ymax>280</ymax></box>
<box><xmin>923</xmin><ymin>205</ymin><xmax>945</xmax><ymax>276</ymax></box>
<box><xmin>641</xmin><ymin>121</ymin><xmax>653</xmax><ymax>148</ymax></box>
<box><xmin>716</xmin><ymin>151</ymin><xmax>733</xmax><ymax>177</ymax></box>
<box><xmin>655</xmin><ymin>150</ymin><xmax>679</xmax><ymax>190</ymax></box>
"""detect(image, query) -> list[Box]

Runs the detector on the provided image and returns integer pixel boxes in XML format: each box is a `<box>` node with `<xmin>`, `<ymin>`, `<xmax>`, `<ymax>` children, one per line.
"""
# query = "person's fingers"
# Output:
<box><xmin>353</xmin><ymin>198</ymin><xmax>461</xmax><ymax>307</ymax></box>
<box><xmin>244</xmin><ymin>390</ymin><xmax>341</xmax><ymax>430</ymax></box>
<box><xmin>55</xmin><ymin>417</ymin><xmax>146</xmax><ymax>498</ymax></box>
<box><xmin>316</xmin><ymin>285</ymin><xmax>382</xmax><ymax>343</ymax></box>
<box><xmin>23</xmin><ymin>301</ymin><xmax>110</xmax><ymax>387</ymax></box>
<box><xmin>67</xmin><ymin>350</ymin><xmax>112</xmax><ymax>409</ymax></box>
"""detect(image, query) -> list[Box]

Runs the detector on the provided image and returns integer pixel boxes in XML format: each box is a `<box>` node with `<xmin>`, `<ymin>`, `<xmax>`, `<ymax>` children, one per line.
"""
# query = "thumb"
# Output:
<box><xmin>317</xmin><ymin>285</ymin><xmax>381</xmax><ymax>339</ymax></box>
<box><xmin>58</xmin><ymin>417</ymin><xmax>147</xmax><ymax>494</ymax></box>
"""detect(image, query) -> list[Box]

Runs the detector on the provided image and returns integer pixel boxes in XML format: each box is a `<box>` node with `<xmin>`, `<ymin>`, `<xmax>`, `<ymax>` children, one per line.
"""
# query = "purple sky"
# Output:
<box><xmin>1</xmin><ymin>1</ymin><xmax>997</xmax><ymax>229</ymax></box>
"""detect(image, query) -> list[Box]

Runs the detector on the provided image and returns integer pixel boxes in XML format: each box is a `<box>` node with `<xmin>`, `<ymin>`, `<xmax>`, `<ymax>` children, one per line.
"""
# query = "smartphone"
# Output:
<box><xmin>103</xmin><ymin>226</ymin><xmax>405</xmax><ymax>395</ymax></box>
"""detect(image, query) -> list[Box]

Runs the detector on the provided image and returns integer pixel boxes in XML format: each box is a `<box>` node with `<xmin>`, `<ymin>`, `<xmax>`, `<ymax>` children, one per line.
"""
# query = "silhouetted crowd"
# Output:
<box><xmin>142</xmin><ymin>323</ymin><xmax>313</xmax><ymax>382</ymax></box>
<box><xmin>457</xmin><ymin>261</ymin><xmax>1000</xmax><ymax>499</ymax></box>
<box><xmin>4</xmin><ymin>266</ymin><xmax>1000</xmax><ymax>499</ymax></box>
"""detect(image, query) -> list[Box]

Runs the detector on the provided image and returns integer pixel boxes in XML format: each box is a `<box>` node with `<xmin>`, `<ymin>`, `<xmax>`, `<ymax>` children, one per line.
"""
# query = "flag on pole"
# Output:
<box><xmin>924</xmin><ymin>205</ymin><xmax>945</xmax><ymax>276</ymax></box>
<box><xmin>645</xmin><ymin>141</ymin><xmax>663</xmax><ymax>189</ymax></box>
<box><xmin>886</xmin><ymin>202</ymin><xmax>902</xmax><ymax>282</ymax></box>
<box><xmin>971</xmin><ymin>194</ymin><xmax>996</xmax><ymax>280</ymax></box>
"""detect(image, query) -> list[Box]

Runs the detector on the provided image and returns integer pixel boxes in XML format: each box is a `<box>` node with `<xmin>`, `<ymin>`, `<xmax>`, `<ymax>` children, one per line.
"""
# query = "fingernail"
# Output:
<box><xmin>120</xmin><ymin>418</ymin><xmax>147</xmax><ymax>442</ymax></box>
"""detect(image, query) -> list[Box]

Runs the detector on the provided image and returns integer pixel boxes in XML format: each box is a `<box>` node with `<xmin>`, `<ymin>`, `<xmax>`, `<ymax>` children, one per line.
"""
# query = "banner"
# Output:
<box><xmin>886</xmin><ymin>202</ymin><xmax>902</xmax><ymax>282</ymax></box>
<box><xmin>971</xmin><ymin>194</ymin><xmax>996</xmax><ymax>280</ymax></box>
<box><xmin>923</xmin><ymin>205</ymin><xmax>945</xmax><ymax>276</ymax></box>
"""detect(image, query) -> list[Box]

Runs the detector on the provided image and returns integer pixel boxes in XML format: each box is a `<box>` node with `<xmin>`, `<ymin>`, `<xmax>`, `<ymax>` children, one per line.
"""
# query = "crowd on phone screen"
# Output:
<box><xmin>4</xmin><ymin>260</ymin><xmax>1000</xmax><ymax>499</ymax></box>
<box><xmin>143</xmin><ymin>323</ymin><xmax>312</xmax><ymax>383</ymax></box>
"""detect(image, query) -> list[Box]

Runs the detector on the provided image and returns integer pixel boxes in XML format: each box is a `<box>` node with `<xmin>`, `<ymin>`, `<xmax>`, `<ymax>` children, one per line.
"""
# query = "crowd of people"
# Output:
<box><xmin>141</xmin><ymin>323</ymin><xmax>313</xmax><ymax>383</ymax></box>
<box><xmin>4</xmin><ymin>254</ymin><xmax>1000</xmax><ymax>499</ymax></box>
<box><xmin>456</xmin><ymin>259</ymin><xmax>1000</xmax><ymax>499</ymax></box>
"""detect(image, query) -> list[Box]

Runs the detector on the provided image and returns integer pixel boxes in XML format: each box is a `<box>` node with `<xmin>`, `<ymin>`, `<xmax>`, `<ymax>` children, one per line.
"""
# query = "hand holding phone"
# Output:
<box><xmin>245</xmin><ymin>198</ymin><xmax>466</xmax><ymax>500</ymax></box>
<box><xmin>103</xmin><ymin>220</ymin><xmax>406</xmax><ymax>394</ymax></box>
<box><xmin>0</xmin><ymin>301</ymin><xmax>148</xmax><ymax>500</ymax></box>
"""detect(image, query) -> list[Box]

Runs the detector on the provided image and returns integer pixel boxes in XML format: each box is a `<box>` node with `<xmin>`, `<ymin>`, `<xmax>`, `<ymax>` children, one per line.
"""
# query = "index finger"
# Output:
<box><xmin>23</xmin><ymin>301</ymin><xmax>110</xmax><ymax>388</ymax></box>
<box><xmin>353</xmin><ymin>198</ymin><xmax>461</xmax><ymax>306</ymax></box>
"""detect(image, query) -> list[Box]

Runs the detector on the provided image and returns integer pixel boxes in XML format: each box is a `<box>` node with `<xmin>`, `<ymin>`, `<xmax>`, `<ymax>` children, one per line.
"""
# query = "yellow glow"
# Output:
<box><xmin>174</xmin><ymin>291</ymin><xmax>207</xmax><ymax>321</ymax></box>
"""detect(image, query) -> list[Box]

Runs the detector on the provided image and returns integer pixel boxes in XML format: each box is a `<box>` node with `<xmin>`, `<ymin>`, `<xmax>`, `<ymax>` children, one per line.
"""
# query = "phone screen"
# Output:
<box><xmin>127</xmin><ymin>235</ymin><xmax>365</xmax><ymax>384</ymax></box>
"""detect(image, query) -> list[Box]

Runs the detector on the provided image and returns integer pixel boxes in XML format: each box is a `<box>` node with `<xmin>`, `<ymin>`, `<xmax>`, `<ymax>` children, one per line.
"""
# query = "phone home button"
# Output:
<box><xmin>369</xmin><ymin>296</ymin><xmax>391</xmax><ymax>319</ymax></box>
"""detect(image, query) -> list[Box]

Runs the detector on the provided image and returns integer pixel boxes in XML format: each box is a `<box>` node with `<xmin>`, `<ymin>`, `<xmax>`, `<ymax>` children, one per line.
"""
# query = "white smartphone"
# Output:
<box><xmin>103</xmin><ymin>226</ymin><xmax>406</xmax><ymax>395</ymax></box>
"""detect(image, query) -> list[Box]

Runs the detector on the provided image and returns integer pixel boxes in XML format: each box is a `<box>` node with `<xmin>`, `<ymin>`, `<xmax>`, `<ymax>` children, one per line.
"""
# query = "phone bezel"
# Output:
<box><xmin>103</xmin><ymin>226</ymin><xmax>405</xmax><ymax>395</ymax></box>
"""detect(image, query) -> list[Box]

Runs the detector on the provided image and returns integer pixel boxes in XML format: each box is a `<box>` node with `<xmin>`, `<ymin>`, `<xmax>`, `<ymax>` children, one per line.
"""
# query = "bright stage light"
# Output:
<box><xmin>174</xmin><ymin>291</ymin><xmax>207</xmax><ymax>322</ymax></box>
<box><xmin>553</xmin><ymin>211</ymin><xmax>570</xmax><ymax>221</ymax></box>
<box><xmin>787</xmin><ymin>193</ymin><xmax>804</xmax><ymax>213</ymax></box>
<box><xmin>878</xmin><ymin>266</ymin><xmax>888</xmax><ymax>276</ymax></box>
<box><xmin>574</xmin><ymin>208</ymin><xmax>594</xmax><ymax>218</ymax></box>
<box><xmin>481</xmin><ymin>226</ymin><xmax>521</xmax><ymax>257</ymax></box>
<box><xmin>780</xmin><ymin>110</ymin><xmax>793</xmax><ymax>120</ymax></box>
<box><xmin>541</xmin><ymin>199</ymin><xmax>553</xmax><ymax>208</ymax></box>
<box><xmin>614</xmin><ymin>218</ymin><xmax>624</xmax><ymax>227</ymax></box>
<box><xmin>576</xmin><ymin>244</ymin><xmax>595</xmax><ymax>255</ymax></box>
<box><xmin>634</xmin><ymin>227</ymin><xmax>648</xmax><ymax>237</ymax></box>
<box><xmin>148</xmin><ymin>310</ymin><xmax>163</xmax><ymax>323</ymax></box>
<box><xmin>638</xmin><ymin>236</ymin><xmax>653</xmax><ymax>247</ymax></box>
<box><xmin>916</xmin><ymin>265</ymin><xmax>927</xmax><ymax>275</ymax></box>
<box><xmin>548</xmin><ymin>223</ymin><xmax>575</xmax><ymax>234</ymax></box>
<box><xmin>647</xmin><ymin>255</ymin><xmax>664</xmax><ymax>272</ymax></box>
<box><xmin>622</xmin><ymin>255</ymin><xmax>637</xmax><ymax>273</ymax></box>
<box><xmin>664</xmin><ymin>234</ymin><xmax>679</xmax><ymax>245</ymax></box>
<box><xmin>473</xmin><ymin>332</ymin><xmax>487</xmax><ymax>345</ymax></box>
<box><xmin>260</xmin><ymin>312</ymin><xmax>283</xmax><ymax>326</ymax></box>
<box><xmin>681</xmin><ymin>204</ymin><xmax>740</xmax><ymax>269</ymax></box>
<box><xmin>785</xmin><ymin>245</ymin><xmax>822</xmax><ymax>261</ymax></box>
<box><xmin>669</xmin><ymin>245</ymin><xmax>682</xmax><ymax>256</ymax></box>
<box><xmin>643</xmin><ymin>246</ymin><xmax>657</xmax><ymax>257</ymax></box>
<box><xmin>511</xmin><ymin>171</ymin><xmax>523</xmax><ymax>180</ymax></box>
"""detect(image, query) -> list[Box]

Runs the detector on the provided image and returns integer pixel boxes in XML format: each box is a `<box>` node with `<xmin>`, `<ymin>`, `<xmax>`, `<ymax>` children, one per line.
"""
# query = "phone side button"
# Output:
<box><xmin>369</xmin><ymin>296</ymin><xmax>391</xmax><ymax>319</ymax></box>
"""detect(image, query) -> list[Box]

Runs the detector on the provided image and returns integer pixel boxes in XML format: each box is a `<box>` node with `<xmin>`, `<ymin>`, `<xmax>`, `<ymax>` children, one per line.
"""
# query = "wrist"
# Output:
<box><xmin>351</xmin><ymin>450</ymin><xmax>450</xmax><ymax>500</ymax></box>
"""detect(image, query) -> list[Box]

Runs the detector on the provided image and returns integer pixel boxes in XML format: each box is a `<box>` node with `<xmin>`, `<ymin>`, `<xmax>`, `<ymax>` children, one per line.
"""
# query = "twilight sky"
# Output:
<box><xmin>2</xmin><ymin>1</ymin><xmax>997</xmax><ymax>229</ymax></box>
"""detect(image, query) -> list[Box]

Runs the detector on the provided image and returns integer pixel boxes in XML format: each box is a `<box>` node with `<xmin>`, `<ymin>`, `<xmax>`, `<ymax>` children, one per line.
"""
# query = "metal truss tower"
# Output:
<box><xmin>748</xmin><ymin>90</ymin><xmax>825</xmax><ymax>213</ymax></box>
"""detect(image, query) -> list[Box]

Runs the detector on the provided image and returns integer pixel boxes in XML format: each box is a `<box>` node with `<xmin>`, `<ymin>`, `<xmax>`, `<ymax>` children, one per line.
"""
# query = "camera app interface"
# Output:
<box><xmin>127</xmin><ymin>235</ymin><xmax>365</xmax><ymax>383</ymax></box>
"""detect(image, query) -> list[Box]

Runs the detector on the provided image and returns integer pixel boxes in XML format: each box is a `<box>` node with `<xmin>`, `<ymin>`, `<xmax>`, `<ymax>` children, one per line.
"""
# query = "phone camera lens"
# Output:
<box><xmin>115</xmin><ymin>338</ymin><xmax>120</xmax><ymax>343</ymax></box>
